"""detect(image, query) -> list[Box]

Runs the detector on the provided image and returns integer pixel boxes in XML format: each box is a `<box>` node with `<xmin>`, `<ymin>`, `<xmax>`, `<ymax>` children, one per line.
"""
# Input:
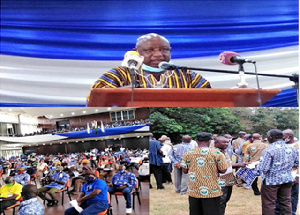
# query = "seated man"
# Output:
<box><xmin>37</xmin><ymin>166</ymin><xmax>69</xmax><ymax>206</ymax></box>
<box><xmin>65</xmin><ymin>170</ymin><xmax>108</xmax><ymax>215</ymax></box>
<box><xmin>108</xmin><ymin>165</ymin><xmax>137</xmax><ymax>214</ymax></box>
<box><xmin>17</xmin><ymin>184</ymin><xmax>44</xmax><ymax>215</ymax></box>
<box><xmin>0</xmin><ymin>177</ymin><xmax>22</xmax><ymax>213</ymax></box>
<box><xmin>88</xmin><ymin>33</ymin><xmax>211</xmax><ymax>98</ymax></box>
<box><xmin>137</xmin><ymin>157</ymin><xmax>150</xmax><ymax>182</ymax></box>
<box><xmin>99</xmin><ymin>158</ymin><xmax>119</xmax><ymax>184</ymax></box>
<box><xmin>14</xmin><ymin>165</ymin><xmax>30</xmax><ymax>186</ymax></box>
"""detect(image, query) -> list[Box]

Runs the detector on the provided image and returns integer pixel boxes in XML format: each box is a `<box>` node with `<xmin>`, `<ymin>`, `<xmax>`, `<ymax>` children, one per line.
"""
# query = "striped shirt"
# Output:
<box><xmin>90</xmin><ymin>66</ymin><xmax>211</xmax><ymax>89</ymax></box>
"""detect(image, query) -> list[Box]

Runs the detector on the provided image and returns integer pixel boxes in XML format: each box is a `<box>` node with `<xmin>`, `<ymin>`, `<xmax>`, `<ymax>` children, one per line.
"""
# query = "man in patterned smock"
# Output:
<box><xmin>181</xmin><ymin>132</ymin><xmax>229</xmax><ymax>215</ymax></box>
<box><xmin>214</xmin><ymin>136</ymin><xmax>247</xmax><ymax>215</ymax></box>
<box><xmin>257</xmin><ymin>129</ymin><xmax>299</xmax><ymax>215</ymax></box>
<box><xmin>244</xmin><ymin>133</ymin><xmax>268</xmax><ymax>195</ymax></box>
<box><xmin>88</xmin><ymin>33</ymin><xmax>211</xmax><ymax>99</ymax></box>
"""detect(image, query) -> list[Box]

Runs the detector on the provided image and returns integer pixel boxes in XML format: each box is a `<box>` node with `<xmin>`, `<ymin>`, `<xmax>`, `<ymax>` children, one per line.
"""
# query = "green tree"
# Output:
<box><xmin>150</xmin><ymin>107</ymin><xmax>242</xmax><ymax>143</ymax></box>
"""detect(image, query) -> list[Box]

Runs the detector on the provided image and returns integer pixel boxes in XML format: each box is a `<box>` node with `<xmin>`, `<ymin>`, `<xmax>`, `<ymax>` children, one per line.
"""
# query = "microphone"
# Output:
<box><xmin>121</xmin><ymin>51</ymin><xmax>144</xmax><ymax>107</ymax></box>
<box><xmin>121</xmin><ymin>51</ymin><xmax>144</xmax><ymax>70</ymax></box>
<box><xmin>219</xmin><ymin>51</ymin><xmax>256</xmax><ymax>65</ymax></box>
<box><xmin>158</xmin><ymin>61</ymin><xmax>178</xmax><ymax>70</ymax></box>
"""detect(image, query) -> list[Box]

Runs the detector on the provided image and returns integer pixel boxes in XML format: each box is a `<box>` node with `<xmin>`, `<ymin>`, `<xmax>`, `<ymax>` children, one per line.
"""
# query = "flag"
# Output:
<box><xmin>101</xmin><ymin>121</ymin><xmax>105</xmax><ymax>132</ymax></box>
<box><xmin>94</xmin><ymin>120</ymin><xmax>98</xmax><ymax>134</ymax></box>
<box><xmin>87</xmin><ymin>123</ymin><xmax>90</xmax><ymax>134</ymax></box>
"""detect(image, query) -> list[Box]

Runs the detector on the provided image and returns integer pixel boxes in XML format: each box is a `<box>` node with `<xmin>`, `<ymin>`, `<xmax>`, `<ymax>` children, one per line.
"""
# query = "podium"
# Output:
<box><xmin>87</xmin><ymin>88</ymin><xmax>281</xmax><ymax>107</ymax></box>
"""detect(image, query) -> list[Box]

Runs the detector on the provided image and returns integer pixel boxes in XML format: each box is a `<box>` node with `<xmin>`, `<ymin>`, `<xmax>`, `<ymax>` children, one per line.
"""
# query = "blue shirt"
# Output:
<box><xmin>14</xmin><ymin>172</ymin><xmax>30</xmax><ymax>186</ymax></box>
<box><xmin>45</xmin><ymin>171</ymin><xmax>69</xmax><ymax>190</ymax></box>
<box><xmin>149</xmin><ymin>140</ymin><xmax>163</xmax><ymax>166</ymax></box>
<box><xmin>81</xmin><ymin>179</ymin><xmax>108</xmax><ymax>205</ymax></box>
<box><xmin>257</xmin><ymin>140</ymin><xmax>299</xmax><ymax>185</ymax></box>
<box><xmin>169</xmin><ymin>142</ymin><xmax>193</xmax><ymax>166</ymax></box>
<box><xmin>111</xmin><ymin>171</ymin><xmax>136</xmax><ymax>189</ymax></box>
<box><xmin>17</xmin><ymin>197</ymin><xmax>44</xmax><ymax>215</ymax></box>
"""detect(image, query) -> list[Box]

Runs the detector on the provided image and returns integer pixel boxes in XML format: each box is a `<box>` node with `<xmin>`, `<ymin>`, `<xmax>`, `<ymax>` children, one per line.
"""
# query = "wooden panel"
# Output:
<box><xmin>88</xmin><ymin>88</ymin><xmax>281</xmax><ymax>107</ymax></box>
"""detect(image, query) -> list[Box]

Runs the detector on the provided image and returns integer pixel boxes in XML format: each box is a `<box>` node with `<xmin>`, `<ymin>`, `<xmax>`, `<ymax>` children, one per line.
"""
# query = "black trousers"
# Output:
<box><xmin>150</xmin><ymin>164</ymin><xmax>164</xmax><ymax>189</ymax></box>
<box><xmin>251</xmin><ymin>177</ymin><xmax>260</xmax><ymax>194</ymax></box>
<box><xmin>189</xmin><ymin>196</ymin><xmax>220</xmax><ymax>215</ymax></box>
<box><xmin>0</xmin><ymin>199</ymin><xmax>17</xmax><ymax>213</ymax></box>
<box><xmin>162</xmin><ymin>163</ymin><xmax>172</xmax><ymax>183</ymax></box>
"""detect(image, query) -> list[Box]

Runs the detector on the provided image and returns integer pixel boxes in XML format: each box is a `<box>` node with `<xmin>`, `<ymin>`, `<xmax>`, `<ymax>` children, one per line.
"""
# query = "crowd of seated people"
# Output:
<box><xmin>0</xmin><ymin>147</ymin><xmax>149</xmax><ymax>214</ymax></box>
<box><xmin>11</xmin><ymin>119</ymin><xmax>149</xmax><ymax>137</ymax></box>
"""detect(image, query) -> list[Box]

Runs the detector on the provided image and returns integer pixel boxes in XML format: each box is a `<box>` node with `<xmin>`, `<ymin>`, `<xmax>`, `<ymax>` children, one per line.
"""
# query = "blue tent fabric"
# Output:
<box><xmin>1</xmin><ymin>0</ymin><xmax>298</xmax><ymax>60</ymax></box>
<box><xmin>53</xmin><ymin>123</ymin><xmax>149</xmax><ymax>138</ymax></box>
<box><xmin>262</xmin><ymin>89</ymin><xmax>298</xmax><ymax>107</ymax></box>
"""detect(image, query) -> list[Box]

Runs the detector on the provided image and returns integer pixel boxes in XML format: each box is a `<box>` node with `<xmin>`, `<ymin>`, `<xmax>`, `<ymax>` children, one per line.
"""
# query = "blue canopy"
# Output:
<box><xmin>53</xmin><ymin>123</ymin><xmax>149</xmax><ymax>138</ymax></box>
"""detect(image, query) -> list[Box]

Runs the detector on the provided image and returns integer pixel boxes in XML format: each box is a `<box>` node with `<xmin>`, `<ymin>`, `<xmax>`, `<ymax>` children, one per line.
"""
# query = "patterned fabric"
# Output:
<box><xmin>257</xmin><ymin>140</ymin><xmax>299</xmax><ymax>185</ymax></box>
<box><xmin>14</xmin><ymin>172</ymin><xmax>30</xmax><ymax>186</ymax></box>
<box><xmin>0</xmin><ymin>182</ymin><xmax>22</xmax><ymax>200</ymax></box>
<box><xmin>45</xmin><ymin>171</ymin><xmax>69</xmax><ymax>190</ymax></box>
<box><xmin>244</xmin><ymin>140</ymin><xmax>268</xmax><ymax>162</ymax></box>
<box><xmin>88</xmin><ymin>66</ymin><xmax>211</xmax><ymax>99</ymax></box>
<box><xmin>111</xmin><ymin>171</ymin><xmax>136</xmax><ymax>189</ymax></box>
<box><xmin>17</xmin><ymin>198</ymin><xmax>44</xmax><ymax>215</ymax></box>
<box><xmin>181</xmin><ymin>147</ymin><xmax>229</xmax><ymax>198</ymax></box>
<box><xmin>219</xmin><ymin>150</ymin><xmax>236</xmax><ymax>187</ymax></box>
<box><xmin>232</xmin><ymin>138</ymin><xmax>243</xmax><ymax>151</ymax></box>
<box><xmin>149</xmin><ymin>140</ymin><xmax>163</xmax><ymax>166</ymax></box>
<box><xmin>169</xmin><ymin>142</ymin><xmax>193</xmax><ymax>165</ymax></box>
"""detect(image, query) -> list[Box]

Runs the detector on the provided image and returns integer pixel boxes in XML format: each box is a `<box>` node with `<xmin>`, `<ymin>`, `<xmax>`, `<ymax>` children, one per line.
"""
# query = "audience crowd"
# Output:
<box><xmin>0</xmin><ymin>146</ymin><xmax>149</xmax><ymax>215</ymax></box>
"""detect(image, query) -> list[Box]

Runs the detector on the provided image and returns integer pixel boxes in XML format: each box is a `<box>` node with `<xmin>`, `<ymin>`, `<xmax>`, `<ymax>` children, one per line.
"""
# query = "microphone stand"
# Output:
<box><xmin>173</xmin><ymin>65</ymin><xmax>299</xmax><ymax>106</ymax></box>
<box><xmin>129</xmin><ymin>68</ymin><xmax>136</xmax><ymax>107</ymax></box>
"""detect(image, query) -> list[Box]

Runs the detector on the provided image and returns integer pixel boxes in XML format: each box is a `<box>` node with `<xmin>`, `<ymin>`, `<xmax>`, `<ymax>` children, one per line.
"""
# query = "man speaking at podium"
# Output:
<box><xmin>89</xmin><ymin>33</ymin><xmax>211</xmax><ymax>92</ymax></box>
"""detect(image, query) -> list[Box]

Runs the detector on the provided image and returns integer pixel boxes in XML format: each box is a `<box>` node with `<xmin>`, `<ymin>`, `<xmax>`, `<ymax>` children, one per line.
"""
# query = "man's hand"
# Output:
<box><xmin>119</xmin><ymin>185</ymin><xmax>127</xmax><ymax>190</ymax></box>
<box><xmin>48</xmin><ymin>176</ymin><xmax>54</xmax><ymax>181</ymax></box>
<box><xmin>77</xmin><ymin>198</ymin><xmax>83</xmax><ymax>206</ymax></box>
<box><xmin>175</xmin><ymin>163</ymin><xmax>181</xmax><ymax>168</ymax></box>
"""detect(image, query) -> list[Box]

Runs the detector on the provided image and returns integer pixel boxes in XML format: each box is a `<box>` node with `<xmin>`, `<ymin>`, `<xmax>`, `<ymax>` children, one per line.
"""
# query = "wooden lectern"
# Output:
<box><xmin>87</xmin><ymin>88</ymin><xmax>281</xmax><ymax>107</ymax></box>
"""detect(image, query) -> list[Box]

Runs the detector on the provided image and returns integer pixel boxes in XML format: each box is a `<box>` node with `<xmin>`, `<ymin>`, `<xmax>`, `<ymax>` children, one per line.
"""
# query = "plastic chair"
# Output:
<box><xmin>97</xmin><ymin>192</ymin><xmax>112</xmax><ymax>215</ymax></box>
<box><xmin>111</xmin><ymin>179</ymin><xmax>141</xmax><ymax>209</ymax></box>
<box><xmin>43</xmin><ymin>178</ymin><xmax>71</xmax><ymax>205</ymax></box>
<box><xmin>30</xmin><ymin>173</ymin><xmax>37</xmax><ymax>184</ymax></box>
<box><xmin>2</xmin><ymin>197</ymin><xmax>22</xmax><ymax>215</ymax></box>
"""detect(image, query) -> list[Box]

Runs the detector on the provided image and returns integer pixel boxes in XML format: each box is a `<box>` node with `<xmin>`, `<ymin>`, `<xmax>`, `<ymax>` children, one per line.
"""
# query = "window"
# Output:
<box><xmin>110</xmin><ymin>110</ymin><xmax>135</xmax><ymax>121</ymax></box>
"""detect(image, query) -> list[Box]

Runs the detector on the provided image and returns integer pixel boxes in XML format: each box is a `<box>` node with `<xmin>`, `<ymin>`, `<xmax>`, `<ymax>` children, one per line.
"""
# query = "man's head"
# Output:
<box><xmin>182</xmin><ymin>135</ymin><xmax>191</xmax><ymax>144</ymax></box>
<box><xmin>4</xmin><ymin>176</ymin><xmax>15</xmax><ymax>186</ymax></box>
<box><xmin>238</xmin><ymin>131</ymin><xmax>246</xmax><ymax>138</ymax></box>
<box><xmin>214</xmin><ymin>136</ymin><xmax>229</xmax><ymax>150</ymax></box>
<box><xmin>224</xmin><ymin>134</ymin><xmax>233</xmax><ymax>142</ymax></box>
<box><xmin>252</xmin><ymin>133</ymin><xmax>261</xmax><ymax>141</ymax></box>
<box><xmin>195</xmin><ymin>132</ymin><xmax>212</xmax><ymax>147</ymax></box>
<box><xmin>22</xmin><ymin>184</ymin><xmax>38</xmax><ymax>200</ymax></box>
<box><xmin>118</xmin><ymin>164</ymin><xmax>126</xmax><ymax>173</ymax></box>
<box><xmin>135</xmin><ymin>33</ymin><xmax>171</xmax><ymax>68</ymax></box>
<box><xmin>267</xmin><ymin>129</ymin><xmax>283</xmax><ymax>143</ymax></box>
<box><xmin>282</xmin><ymin>129</ymin><xmax>295</xmax><ymax>144</ymax></box>
<box><xmin>17</xmin><ymin>166</ymin><xmax>26</xmax><ymax>174</ymax></box>
<box><xmin>82</xmin><ymin>170</ymin><xmax>97</xmax><ymax>184</ymax></box>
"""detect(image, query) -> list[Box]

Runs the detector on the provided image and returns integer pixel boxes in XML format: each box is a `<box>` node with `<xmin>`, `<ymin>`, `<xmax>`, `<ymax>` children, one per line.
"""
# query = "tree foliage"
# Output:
<box><xmin>150</xmin><ymin>107</ymin><xmax>299</xmax><ymax>143</ymax></box>
<box><xmin>149</xmin><ymin>107</ymin><xmax>242</xmax><ymax>143</ymax></box>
